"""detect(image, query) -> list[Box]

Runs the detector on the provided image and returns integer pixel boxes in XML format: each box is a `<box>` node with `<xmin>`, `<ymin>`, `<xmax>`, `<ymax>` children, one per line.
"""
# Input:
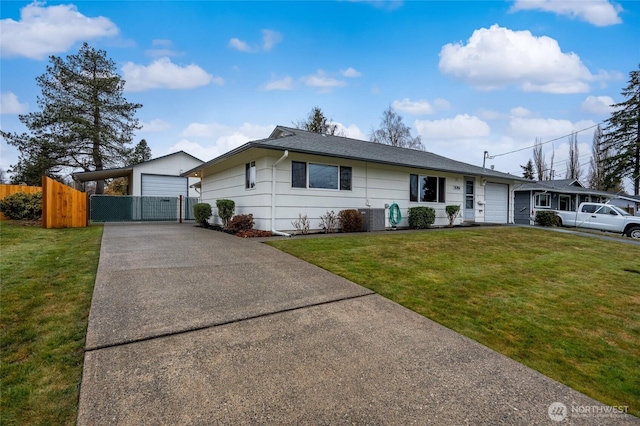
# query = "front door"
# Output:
<box><xmin>464</xmin><ymin>177</ymin><xmax>475</xmax><ymax>221</ymax></box>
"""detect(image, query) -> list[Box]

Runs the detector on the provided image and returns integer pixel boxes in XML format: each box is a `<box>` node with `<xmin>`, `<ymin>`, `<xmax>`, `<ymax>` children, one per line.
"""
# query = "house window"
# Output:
<box><xmin>292</xmin><ymin>161</ymin><xmax>352</xmax><ymax>190</ymax></box>
<box><xmin>309</xmin><ymin>163</ymin><xmax>339</xmax><ymax>189</ymax></box>
<box><xmin>340</xmin><ymin>166</ymin><xmax>352</xmax><ymax>190</ymax></box>
<box><xmin>409</xmin><ymin>174</ymin><xmax>445</xmax><ymax>203</ymax></box>
<box><xmin>410</xmin><ymin>174</ymin><xmax>419</xmax><ymax>202</ymax></box>
<box><xmin>558</xmin><ymin>195</ymin><xmax>571</xmax><ymax>211</ymax></box>
<box><xmin>535</xmin><ymin>193</ymin><xmax>551</xmax><ymax>208</ymax></box>
<box><xmin>245</xmin><ymin>161</ymin><xmax>256</xmax><ymax>189</ymax></box>
<box><xmin>292</xmin><ymin>161</ymin><xmax>307</xmax><ymax>188</ymax></box>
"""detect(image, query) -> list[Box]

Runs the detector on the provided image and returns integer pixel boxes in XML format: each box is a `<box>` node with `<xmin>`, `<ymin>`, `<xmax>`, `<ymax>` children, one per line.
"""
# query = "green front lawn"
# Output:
<box><xmin>0</xmin><ymin>221</ymin><xmax>103</xmax><ymax>426</ymax></box>
<box><xmin>268</xmin><ymin>227</ymin><xmax>640</xmax><ymax>416</ymax></box>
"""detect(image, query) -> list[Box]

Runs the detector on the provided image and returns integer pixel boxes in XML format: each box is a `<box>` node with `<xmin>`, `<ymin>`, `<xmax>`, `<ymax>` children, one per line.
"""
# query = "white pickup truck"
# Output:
<box><xmin>554</xmin><ymin>202</ymin><xmax>640</xmax><ymax>239</ymax></box>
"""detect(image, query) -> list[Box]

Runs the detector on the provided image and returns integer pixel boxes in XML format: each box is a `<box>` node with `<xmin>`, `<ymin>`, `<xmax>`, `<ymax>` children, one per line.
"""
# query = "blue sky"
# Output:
<box><xmin>1</xmin><ymin>1</ymin><xmax>638</xmax><ymax>189</ymax></box>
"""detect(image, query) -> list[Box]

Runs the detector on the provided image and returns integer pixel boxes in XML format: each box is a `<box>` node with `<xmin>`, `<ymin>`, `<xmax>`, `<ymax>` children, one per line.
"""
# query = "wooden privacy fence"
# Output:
<box><xmin>0</xmin><ymin>184</ymin><xmax>42</xmax><ymax>220</ymax></box>
<box><xmin>42</xmin><ymin>176</ymin><xmax>87</xmax><ymax>229</ymax></box>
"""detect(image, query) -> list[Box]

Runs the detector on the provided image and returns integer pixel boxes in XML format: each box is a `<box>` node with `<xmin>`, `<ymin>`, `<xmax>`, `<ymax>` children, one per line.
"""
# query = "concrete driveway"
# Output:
<box><xmin>77</xmin><ymin>223</ymin><xmax>637</xmax><ymax>425</ymax></box>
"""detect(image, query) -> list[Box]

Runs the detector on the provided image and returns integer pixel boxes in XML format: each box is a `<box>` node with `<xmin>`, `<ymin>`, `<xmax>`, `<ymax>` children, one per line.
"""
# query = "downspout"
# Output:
<box><xmin>271</xmin><ymin>150</ymin><xmax>291</xmax><ymax>237</ymax></box>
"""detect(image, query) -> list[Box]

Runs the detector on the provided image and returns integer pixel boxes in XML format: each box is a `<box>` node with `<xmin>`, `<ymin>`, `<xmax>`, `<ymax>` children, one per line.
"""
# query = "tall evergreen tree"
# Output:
<box><xmin>295</xmin><ymin>107</ymin><xmax>341</xmax><ymax>135</ymax></box>
<box><xmin>1</xmin><ymin>43</ymin><xmax>142</xmax><ymax>193</ymax></box>
<box><xmin>370</xmin><ymin>106</ymin><xmax>424</xmax><ymax>150</ymax></box>
<box><xmin>127</xmin><ymin>139</ymin><xmax>152</xmax><ymax>165</ymax></box>
<box><xmin>602</xmin><ymin>64</ymin><xmax>640</xmax><ymax>195</ymax></box>
<box><xmin>520</xmin><ymin>159</ymin><xmax>535</xmax><ymax>180</ymax></box>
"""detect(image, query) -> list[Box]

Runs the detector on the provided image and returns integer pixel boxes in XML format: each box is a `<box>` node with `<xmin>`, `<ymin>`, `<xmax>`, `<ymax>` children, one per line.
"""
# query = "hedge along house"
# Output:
<box><xmin>513</xmin><ymin>179</ymin><xmax>615</xmax><ymax>225</ymax></box>
<box><xmin>181</xmin><ymin>126</ymin><xmax>527</xmax><ymax>234</ymax></box>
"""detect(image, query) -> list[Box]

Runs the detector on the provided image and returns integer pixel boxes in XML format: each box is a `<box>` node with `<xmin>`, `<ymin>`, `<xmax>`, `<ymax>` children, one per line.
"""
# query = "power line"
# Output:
<box><xmin>487</xmin><ymin>122</ymin><xmax>603</xmax><ymax>159</ymax></box>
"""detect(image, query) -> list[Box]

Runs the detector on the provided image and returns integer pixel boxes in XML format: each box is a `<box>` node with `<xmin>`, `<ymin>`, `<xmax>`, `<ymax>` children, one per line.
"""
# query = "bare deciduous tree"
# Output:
<box><xmin>565</xmin><ymin>132</ymin><xmax>582</xmax><ymax>180</ymax></box>
<box><xmin>370</xmin><ymin>106</ymin><xmax>424</xmax><ymax>150</ymax></box>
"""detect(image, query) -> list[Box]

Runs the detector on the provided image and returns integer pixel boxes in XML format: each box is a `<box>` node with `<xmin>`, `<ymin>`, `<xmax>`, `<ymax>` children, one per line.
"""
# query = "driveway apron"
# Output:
<box><xmin>78</xmin><ymin>223</ymin><xmax>637</xmax><ymax>425</ymax></box>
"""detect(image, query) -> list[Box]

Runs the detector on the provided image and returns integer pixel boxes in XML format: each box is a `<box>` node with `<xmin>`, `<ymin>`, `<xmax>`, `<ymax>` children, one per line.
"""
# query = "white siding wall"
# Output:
<box><xmin>132</xmin><ymin>153</ymin><xmax>202</xmax><ymax>197</ymax></box>
<box><xmin>198</xmin><ymin>151</ymin><xmax>522</xmax><ymax>231</ymax></box>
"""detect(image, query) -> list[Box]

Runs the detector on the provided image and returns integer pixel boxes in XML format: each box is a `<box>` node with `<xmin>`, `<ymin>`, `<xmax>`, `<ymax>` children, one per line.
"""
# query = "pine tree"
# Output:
<box><xmin>127</xmin><ymin>139</ymin><xmax>152</xmax><ymax>165</ymax></box>
<box><xmin>520</xmin><ymin>159</ymin><xmax>535</xmax><ymax>180</ymax></box>
<box><xmin>602</xmin><ymin>64</ymin><xmax>640</xmax><ymax>195</ymax></box>
<box><xmin>295</xmin><ymin>107</ymin><xmax>341</xmax><ymax>135</ymax></box>
<box><xmin>1</xmin><ymin>43</ymin><xmax>142</xmax><ymax>193</ymax></box>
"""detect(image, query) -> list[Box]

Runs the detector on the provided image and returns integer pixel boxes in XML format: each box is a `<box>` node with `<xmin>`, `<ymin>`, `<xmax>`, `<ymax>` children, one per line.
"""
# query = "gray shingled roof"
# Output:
<box><xmin>514</xmin><ymin>179</ymin><xmax>614</xmax><ymax>197</ymax></box>
<box><xmin>182</xmin><ymin>126</ymin><xmax>528</xmax><ymax>181</ymax></box>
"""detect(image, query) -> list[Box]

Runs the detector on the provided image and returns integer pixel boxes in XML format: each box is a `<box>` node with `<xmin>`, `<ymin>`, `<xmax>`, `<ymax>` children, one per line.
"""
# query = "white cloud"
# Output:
<box><xmin>229</xmin><ymin>29</ymin><xmax>282</xmax><ymax>53</ymax></box>
<box><xmin>122</xmin><ymin>58</ymin><xmax>221</xmax><ymax>92</ymax></box>
<box><xmin>331</xmin><ymin>122</ymin><xmax>367</xmax><ymax>140</ymax></box>
<box><xmin>508</xmin><ymin>117</ymin><xmax>597</xmax><ymax>139</ymax></box>
<box><xmin>341</xmin><ymin>67</ymin><xmax>362</xmax><ymax>77</ymax></box>
<box><xmin>262</xmin><ymin>29</ymin><xmax>283</xmax><ymax>50</ymax></box>
<box><xmin>510</xmin><ymin>107</ymin><xmax>534</xmax><ymax>118</ymax></box>
<box><xmin>146</xmin><ymin>39</ymin><xmax>181</xmax><ymax>57</ymax></box>
<box><xmin>301</xmin><ymin>70</ymin><xmax>347</xmax><ymax>91</ymax></box>
<box><xmin>510</xmin><ymin>0</ymin><xmax>622</xmax><ymax>27</ymax></box>
<box><xmin>260</xmin><ymin>75</ymin><xmax>293</xmax><ymax>91</ymax></box>
<box><xmin>0</xmin><ymin>92</ymin><xmax>28</xmax><ymax>114</ymax></box>
<box><xmin>581</xmin><ymin>95</ymin><xmax>615</xmax><ymax>115</ymax></box>
<box><xmin>0</xmin><ymin>1</ymin><xmax>118</xmax><ymax>59</ymax></box>
<box><xmin>229</xmin><ymin>37</ymin><xmax>252</xmax><ymax>53</ymax></box>
<box><xmin>166</xmin><ymin>139</ymin><xmax>221</xmax><ymax>163</ymax></box>
<box><xmin>439</xmin><ymin>24</ymin><xmax>593</xmax><ymax>93</ymax></box>
<box><xmin>171</xmin><ymin>122</ymin><xmax>274</xmax><ymax>161</ymax></box>
<box><xmin>392</xmin><ymin>98</ymin><xmax>444</xmax><ymax>115</ymax></box>
<box><xmin>414</xmin><ymin>114</ymin><xmax>491</xmax><ymax>140</ymax></box>
<box><xmin>140</xmin><ymin>119</ymin><xmax>171</xmax><ymax>132</ymax></box>
<box><xmin>476</xmin><ymin>109</ymin><xmax>507</xmax><ymax>121</ymax></box>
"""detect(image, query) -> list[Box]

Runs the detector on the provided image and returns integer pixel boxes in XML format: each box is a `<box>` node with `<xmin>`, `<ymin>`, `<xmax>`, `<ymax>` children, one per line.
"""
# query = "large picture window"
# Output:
<box><xmin>292</xmin><ymin>161</ymin><xmax>352</xmax><ymax>190</ymax></box>
<box><xmin>245</xmin><ymin>161</ymin><xmax>256</xmax><ymax>189</ymax></box>
<box><xmin>410</xmin><ymin>174</ymin><xmax>446</xmax><ymax>203</ymax></box>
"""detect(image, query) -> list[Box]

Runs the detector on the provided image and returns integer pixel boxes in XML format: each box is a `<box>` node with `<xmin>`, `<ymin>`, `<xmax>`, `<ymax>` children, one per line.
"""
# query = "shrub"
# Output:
<box><xmin>0</xmin><ymin>191</ymin><xmax>42</xmax><ymax>220</ymax></box>
<box><xmin>535</xmin><ymin>210</ymin><xmax>559</xmax><ymax>227</ymax></box>
<box><xmin>228</xmin><ymin>214</ymin><xmax>254</xmax><ymax>233</ymax></box>
<box><xmin>193</xmin><ymin>203</ymin><xmax>212</xmax><ymax>227</ymax></box>
<box><xmin>408</xmin><ymin>206</ymin><xmax>436</xmax><ymax>229</ymax></box>
<box><xmin>319</xmin><ymin>210</ymin><xmax>340</xmax><ymax>233</ymax></box>
<box><xmin>445</xmin><ymin>205</ymin><xmax>461</xmax><ymax>227</ymax></box>
<box><xmin>338</xmin><ymin>209</ymin><xmax>364</xmax><ymax>233</ymax></box>
<box><xmin>291</xmin><ymin>213</ymin><xmax>310</xmax><ymax>235</ymax></box>
<box><xmin>216</xmin><ymin>199</ymin><xmax>235</xmax><ymax>229</ymax></box>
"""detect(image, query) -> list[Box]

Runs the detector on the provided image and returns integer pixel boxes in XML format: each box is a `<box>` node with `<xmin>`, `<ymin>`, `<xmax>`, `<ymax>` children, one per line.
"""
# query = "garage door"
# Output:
<box><xmin>485</xmin><ymin>183</ymin><xmax>509</xmax><ymax>223</ymax></box>
<box><xmin>141</xmin><ymin>174</ymin><xmax>188</xmax><ymax>197</ymax></box>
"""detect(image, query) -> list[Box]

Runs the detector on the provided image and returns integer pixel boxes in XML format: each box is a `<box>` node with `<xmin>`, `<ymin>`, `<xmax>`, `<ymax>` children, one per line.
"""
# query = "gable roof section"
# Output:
<box><xmin>73</xmin><ymin>150</ymin><xmax>203</xmax><ymax>182</ymax></box>
<box><xmin>514</xmin><ymin>179</ymin><xmax>613</xmax><ymax>197</ymax></box>
<box><xmin>183</xmin><ymin>126</ymin><xmax>527</xmax><ymax>181</ymax></box>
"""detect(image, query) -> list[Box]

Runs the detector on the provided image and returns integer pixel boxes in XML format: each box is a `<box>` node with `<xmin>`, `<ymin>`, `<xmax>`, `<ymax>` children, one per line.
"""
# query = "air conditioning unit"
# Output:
<box><xmin>359</xmin><ymin>208</ymin><xmax>386</xmax><ymax>232</ymax></box>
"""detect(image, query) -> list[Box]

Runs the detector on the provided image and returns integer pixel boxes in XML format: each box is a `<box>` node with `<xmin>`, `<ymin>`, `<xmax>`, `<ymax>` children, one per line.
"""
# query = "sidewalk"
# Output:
<box><xmin>77</xmin><ymin>223</ymin><xmax>637</xmax><ymax>425</ymax></box>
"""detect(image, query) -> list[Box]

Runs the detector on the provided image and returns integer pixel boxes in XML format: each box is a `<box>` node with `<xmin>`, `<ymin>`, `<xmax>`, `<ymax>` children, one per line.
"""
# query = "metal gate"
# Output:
<box><xmin>90</xmin><ymin>195</ymin><xmax>200</xmax><ymax>222</ymax></box>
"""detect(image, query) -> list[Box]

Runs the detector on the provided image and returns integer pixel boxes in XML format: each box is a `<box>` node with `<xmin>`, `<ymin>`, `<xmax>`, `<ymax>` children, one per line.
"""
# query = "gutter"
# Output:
<box><xmin>271</xmin><ymin>150</ymin><xmax>291</xmax><ymax>237</ymax></box>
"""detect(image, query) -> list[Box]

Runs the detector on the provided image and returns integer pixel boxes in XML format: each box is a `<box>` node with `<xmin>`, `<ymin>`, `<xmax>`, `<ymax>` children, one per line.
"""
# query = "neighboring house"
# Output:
<box><xmin>609</xmin><ymin>194</ymin><xmax>640</xmax><ymax>216</ymax></box>
<box><xmin>73</xmin><ymin>151</ymin><xmax>203</xmax><ymax>198</ymax></box>
<box><xmin>513</xmin><ymin>179</ymin><xmax>616</xmax><ymax>224</ymax></box>
<box><xmin>181</xmin><ymin>126</ymin><xmax>527</xmax><ymax>233</ymax></box>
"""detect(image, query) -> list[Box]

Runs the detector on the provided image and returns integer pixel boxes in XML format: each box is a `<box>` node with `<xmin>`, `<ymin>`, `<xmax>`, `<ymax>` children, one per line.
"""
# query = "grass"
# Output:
<box><xmin>0</xmin><ymin>221</ymin><xmax>103</xmax><ymax>426</ymax></box>
<box><xmin>267</xmin><ymin>227</ymin><xmax>640</xmax><ymax>416</ymax></box>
